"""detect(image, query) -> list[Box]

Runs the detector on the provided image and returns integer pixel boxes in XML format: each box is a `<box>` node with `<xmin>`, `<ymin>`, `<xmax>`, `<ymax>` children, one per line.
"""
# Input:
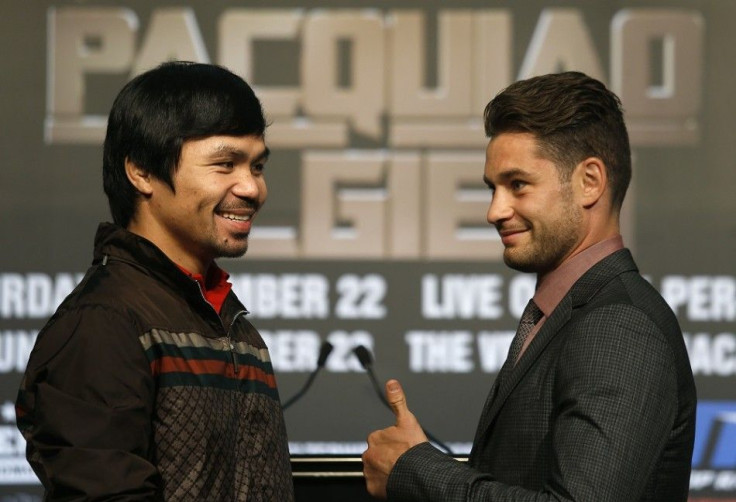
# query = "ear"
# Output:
<box><xmin>125</xmin><ymin>158</ymin><xmax>154</xmax><ymax>196</ymax></box>
<box><xmin>576</xmin><ymin>157</ymin><xmax>607</xmax><ymax>208</ymax></box>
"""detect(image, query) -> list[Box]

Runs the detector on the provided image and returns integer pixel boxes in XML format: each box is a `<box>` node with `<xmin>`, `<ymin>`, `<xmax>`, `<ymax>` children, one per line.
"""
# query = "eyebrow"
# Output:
<box><xmin>485</xmin><ymin>167</ymin><xmax>533</xmax><ymax>186</ymax></box>
<box><xmin>255</xmin><ymin>147</ymin><xmax>271</xmax><ymax>163</ymax></box>
<box><xmin>208</xmin><ymin>144</ymin><xmax>270</xmax><ymax>163</ymax></box>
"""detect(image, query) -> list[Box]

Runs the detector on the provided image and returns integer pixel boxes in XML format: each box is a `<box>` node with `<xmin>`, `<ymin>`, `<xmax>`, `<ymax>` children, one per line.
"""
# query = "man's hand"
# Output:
<box><xmin>362</xmin><ymin>379</ymin><xmax>429</xmax><ymax>499</ymax></box>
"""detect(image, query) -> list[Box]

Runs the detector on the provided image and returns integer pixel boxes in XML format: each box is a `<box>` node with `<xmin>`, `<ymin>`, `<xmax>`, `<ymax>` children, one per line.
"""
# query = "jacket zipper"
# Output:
<box><xmin>190</xmin><ymin>277</ymin><xmax>247</xmax><ymax>374</ymax></box>
<box><xmin>226</xmin><ymin>310</ymin><xmax>248</xmax><ymax>373</ymax></box>
<box><xmin>102</xmin><ymin>254</ymin><xmax>248</xmax><ymax>373</ymax></box>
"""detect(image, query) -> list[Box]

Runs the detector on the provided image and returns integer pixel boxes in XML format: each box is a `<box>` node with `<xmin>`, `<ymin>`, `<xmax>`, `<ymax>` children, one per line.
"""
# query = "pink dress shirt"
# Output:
<box><xmin>517</xmin><ymin>235</ymin><xmax>625</xmax><ymax>361</ymax></box>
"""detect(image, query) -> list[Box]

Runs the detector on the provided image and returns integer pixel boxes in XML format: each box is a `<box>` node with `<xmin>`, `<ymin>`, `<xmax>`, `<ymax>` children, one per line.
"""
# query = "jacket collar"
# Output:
<box><xmin>92</xmin><ymin>222</ymin><xmax>246</xmax><ymax>326</ymax></box>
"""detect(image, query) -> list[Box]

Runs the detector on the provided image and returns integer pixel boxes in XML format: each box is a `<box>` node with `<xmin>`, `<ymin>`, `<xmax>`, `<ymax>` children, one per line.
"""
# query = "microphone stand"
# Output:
<box><xmin>282</xmin><ymin>341</ymin><xmax>334</xmax><ymax>411</ymax></box>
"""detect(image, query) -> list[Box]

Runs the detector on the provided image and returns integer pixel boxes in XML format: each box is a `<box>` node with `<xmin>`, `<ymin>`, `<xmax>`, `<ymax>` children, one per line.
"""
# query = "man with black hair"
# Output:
<box><xmin>363</xmin><ymin>72</ymin><xmax>696</xmax><ymax>501</ymax></box>
<box><xmin>17</xmin><ymin>61</ymin><xmax>294</xmax><ymax>501</ymax></box>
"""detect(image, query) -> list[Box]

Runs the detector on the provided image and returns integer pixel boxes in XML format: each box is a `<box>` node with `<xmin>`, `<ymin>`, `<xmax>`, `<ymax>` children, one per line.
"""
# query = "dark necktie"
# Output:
<box><xmin>507</xmin><ymin>299</ymin><xmax>543</xmax><ymax>365</ymax></box>
<box><xmin>470</xmin><ymin>298</ymin><xmax>544</xmax><ymax>455</ymax></box>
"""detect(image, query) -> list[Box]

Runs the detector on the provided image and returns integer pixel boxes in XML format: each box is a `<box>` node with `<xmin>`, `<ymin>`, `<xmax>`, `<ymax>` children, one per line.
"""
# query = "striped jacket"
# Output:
<box><xmin>16</xmin><ymin>223</ymin><xmax>294</xmax><ymax>501</ymax></box>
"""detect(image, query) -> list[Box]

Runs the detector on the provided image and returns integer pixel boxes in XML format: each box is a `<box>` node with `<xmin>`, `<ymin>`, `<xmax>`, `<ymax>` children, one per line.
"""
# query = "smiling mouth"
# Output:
<box><xmin>219</xmin><ymin>212</ymin><xmax>252</xmax><ymax>222</ymax></box>
<box><xmin>498</xmin><ymin>227</ymin><xmax>527</xmax><ymax>237</ymax></box>
<box><xmin>497</xmin><ymin>226</ymin><xmax>529</xmax><ymax>247</ymax></box>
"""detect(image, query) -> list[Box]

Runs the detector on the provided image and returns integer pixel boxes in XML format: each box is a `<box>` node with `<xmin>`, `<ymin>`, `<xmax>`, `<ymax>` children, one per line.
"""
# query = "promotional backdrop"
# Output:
<box><xmin>1</xmin><ymin>1</ymin><xmax>735</xmax><ymax>500</ymax></box>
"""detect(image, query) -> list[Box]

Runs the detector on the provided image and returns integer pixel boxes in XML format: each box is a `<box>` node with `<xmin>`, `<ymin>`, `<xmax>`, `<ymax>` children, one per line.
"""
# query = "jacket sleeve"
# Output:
<box><xmin>387</xmin><ymin>304</ymin><xmax>681</xmax><ymax>502</ymax></box>
<box><xmin>16</xmin><ymin>305</ymin><xmax>161</xmax><ymax>501</ymax></box>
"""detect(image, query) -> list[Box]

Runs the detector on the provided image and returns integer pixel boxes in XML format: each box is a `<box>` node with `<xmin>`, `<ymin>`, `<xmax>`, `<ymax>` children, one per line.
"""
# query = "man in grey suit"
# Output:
<box><xmin>362</xmin><ymin>71</ymin><xmax>697</xmax><ymax>501</ymax></box>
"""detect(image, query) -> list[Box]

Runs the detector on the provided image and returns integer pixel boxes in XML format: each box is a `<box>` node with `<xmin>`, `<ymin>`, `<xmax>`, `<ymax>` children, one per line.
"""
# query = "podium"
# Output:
<box><xmin>291</xmin><ymin>456</ymin><xmax>374</xmax><ymax>501</ymax></box>
<box><xmin>291</xmin><ymin>454</ymin><xmax>468</xmax><ymax>500</ymax></box>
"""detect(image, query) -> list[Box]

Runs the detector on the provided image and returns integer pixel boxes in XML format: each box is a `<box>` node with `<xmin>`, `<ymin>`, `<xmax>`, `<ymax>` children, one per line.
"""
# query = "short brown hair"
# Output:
<box><xmin>484</xmin><ymin>71</ymin><xmax>631</xmax><ymax>210</ymax></box>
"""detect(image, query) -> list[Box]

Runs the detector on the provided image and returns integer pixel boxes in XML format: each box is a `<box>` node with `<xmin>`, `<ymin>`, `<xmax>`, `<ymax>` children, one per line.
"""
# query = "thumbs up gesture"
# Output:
<box><xmin>362</xmin><ymin>379</ymin><xmax>429</xmax><ymax>499</ymax></box>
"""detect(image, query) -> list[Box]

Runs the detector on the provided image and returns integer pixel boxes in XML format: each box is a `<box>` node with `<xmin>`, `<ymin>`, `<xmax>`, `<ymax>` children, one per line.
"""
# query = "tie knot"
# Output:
<box><xmin>504</xmin><ymin>299</ymin><xmax>544</xmax><ymax>366</ymax></box>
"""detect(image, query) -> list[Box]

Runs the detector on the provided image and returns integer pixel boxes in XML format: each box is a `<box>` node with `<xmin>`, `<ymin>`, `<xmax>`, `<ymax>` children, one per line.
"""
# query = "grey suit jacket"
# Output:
<box><xmin>387</xmin><ymin>249</ymin><xmax>696</xmax><ymax>501</ymax></box>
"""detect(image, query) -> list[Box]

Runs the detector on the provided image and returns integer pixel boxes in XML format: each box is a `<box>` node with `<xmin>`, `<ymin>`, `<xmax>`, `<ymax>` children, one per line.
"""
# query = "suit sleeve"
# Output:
<box><xmin>387</xmin><ymin>304</ymin><xmax>680</xmax><ymax>502</ymax></box>
<box><xmin>16</xmin><ymin>305</ymin><xmax>162</xmax><ymax>501</ymax></box>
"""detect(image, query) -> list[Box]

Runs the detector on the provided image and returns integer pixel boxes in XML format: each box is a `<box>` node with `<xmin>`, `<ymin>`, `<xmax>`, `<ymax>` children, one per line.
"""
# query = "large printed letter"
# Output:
<box><xmin>474</xmin><ymin>11</ymin><xmax>513</xmax><ymax>111</ymax></box>
<box><xmin>612</xmin><ymin>9</ymin><xmax>703</xmax><ymax>145</ymax></box>
<box><xmin>301</xmin><ymin>151</ymin><xmax>387</xmax><ymax>258</ymax></box>
<box><xmin>389</xmin><ymin>10</ymin><xmax>492</xmax><ymax>148</ymax></box>
<box><xmin>46</xmin><ymin>7</ymin><xmax>137</xmax><ymax>143</ymax></box>
<box><xmin>131</xmin><ymin>8</ymin><xmax>209</xmax><ymax>75</ymax></box>
<box><xmin>219</xmin><ymin>9</ymin><xmax>302</xmax><ymax>116</ymax></box>
<box><xmin>425</xmin><ymin>152</ymin><xmax>502</xmax><ymax>259</ymax></box>
<box><xmin>302</xmin><ymin>11</ymin><xmax>384</xmax><ymax>138</ymax></box>
<box><xmin>389</xmin><ymin>11</ymin><xmax>473</xmax><ymax>117</ymax></box>
<box><xmin>519</xmin><ymin>8</ymin><xmax>605</xmax><ymax>82</ymax></box>
<box><xmin>219</xmin><ymin>9</ymin><xmax>347</xmax><ymax>148</ymax></box>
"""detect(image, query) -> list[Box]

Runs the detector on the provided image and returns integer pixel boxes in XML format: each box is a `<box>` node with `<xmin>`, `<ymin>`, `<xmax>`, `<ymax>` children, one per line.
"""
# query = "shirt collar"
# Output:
<box><xmin>534</xmin><ymin>235</ymin><xmax>624</xmax><ymax>317</ymax></box>
<box><xmin>175</xmin><ymin>262</ymin><xmax>233</xmax><ymax>314</ymax></box>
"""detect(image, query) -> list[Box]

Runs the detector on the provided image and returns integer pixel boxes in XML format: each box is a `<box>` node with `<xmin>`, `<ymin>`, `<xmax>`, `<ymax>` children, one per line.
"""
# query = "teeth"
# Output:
<box><xmin>221</xmin><ymin>213</ymin><xmax>251</xmax><ymax>222</ymax></box>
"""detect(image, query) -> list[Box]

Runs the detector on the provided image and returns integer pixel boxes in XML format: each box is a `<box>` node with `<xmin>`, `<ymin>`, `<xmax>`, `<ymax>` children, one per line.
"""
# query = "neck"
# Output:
<box><xmin>537</xmin><ymin>216</ymin><xmax>621</xmax><ymax>283</ymax></box>
<box><xmin>126</xmin><ymin>219</ymin><xmax>211</xmax><ymax>276</ymax></box>
<box><xmin>536</xmin><ymin>233</ymin><xmax>623</xmax><ymax>285</ymax></box>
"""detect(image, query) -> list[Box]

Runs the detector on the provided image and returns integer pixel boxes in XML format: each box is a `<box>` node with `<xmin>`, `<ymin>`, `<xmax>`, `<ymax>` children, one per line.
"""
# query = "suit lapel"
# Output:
<box><xmin>471</xmin><ymin>298</ymin><xmax>572</xmax><ymax>448</ymax></box>
<box><xmin>470</xmin><ymin>249</ymin><xmax>639</xmax><ymax>459</ymax></box>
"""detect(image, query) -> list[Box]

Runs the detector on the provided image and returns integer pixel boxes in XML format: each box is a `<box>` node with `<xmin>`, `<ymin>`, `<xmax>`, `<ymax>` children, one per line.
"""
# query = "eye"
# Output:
<box><xmin>510</xmin><ymin>179</ymin><xmax>527</xmax><ymax>191</ymax></box>
<box><xmin>215</xmin><ymin>160</ymin><xmax>235</xmax><ymax>169</ymax></box>
<box><xmin>252</xmin><ymin>162</ymin><xmax>266</xmax><ymax>174</ymax></box>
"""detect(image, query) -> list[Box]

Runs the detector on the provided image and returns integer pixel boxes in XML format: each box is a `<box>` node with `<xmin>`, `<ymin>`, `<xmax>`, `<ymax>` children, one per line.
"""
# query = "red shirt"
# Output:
<box><xmin>176</xmin><ymin>263</ymin><xmax>233</xmax><ymax>315</ymax></box>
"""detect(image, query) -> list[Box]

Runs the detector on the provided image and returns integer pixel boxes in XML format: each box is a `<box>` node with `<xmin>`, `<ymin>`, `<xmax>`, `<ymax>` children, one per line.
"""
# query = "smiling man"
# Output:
<box><xmin>363</xmin><ymin>72</ymin><xmax>697</xmax><ymax>501</ymax></box>
<box><xmin>16</xmin><ymin>62</ymin><xmax>294</xmax><ymax>501</ymax></box>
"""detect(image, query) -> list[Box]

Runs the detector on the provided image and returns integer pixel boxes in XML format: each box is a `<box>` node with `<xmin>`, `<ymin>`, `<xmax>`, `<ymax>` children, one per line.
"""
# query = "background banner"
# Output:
<box><xmin>1</xmin><ymin>1</ymin><xmax>734</xmax><ymax>499</ymax></box>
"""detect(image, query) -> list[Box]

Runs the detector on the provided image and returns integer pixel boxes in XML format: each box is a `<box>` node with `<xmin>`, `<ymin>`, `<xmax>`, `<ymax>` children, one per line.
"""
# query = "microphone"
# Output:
<box><xmin>353</xmin><ymin>345</ymin><xmax>391</xmax><ymax>408</ymax></box>
<box><xmin>282</xmin><ymin>341</ymin><xmax>333</xmax><ymax>411</ymax></box>
<box><xmin>352</xmin><ymin>345</ymin><xmax>453</xmax><ymax>455</ymax></box>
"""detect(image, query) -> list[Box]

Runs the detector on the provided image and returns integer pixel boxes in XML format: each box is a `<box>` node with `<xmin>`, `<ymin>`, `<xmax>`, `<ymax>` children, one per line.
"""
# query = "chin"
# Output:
<box><xmin>221</xmin><ymin>248</ymin><xmax>248</xmax><ymax>259</ymax></box>
<box><xmin>504</xmin><ymin>258</ymin><xmax>538</xmax><ymax>274</ymax></box>
<box><xmin>216</xmin><ymin>242</ymin><xmax>249</xmax><ymax>259</ymax></box>
<box><xmin>503</xmin><ymin>250</ymin><xmax>536</xmax><ymax>273</ymax></box>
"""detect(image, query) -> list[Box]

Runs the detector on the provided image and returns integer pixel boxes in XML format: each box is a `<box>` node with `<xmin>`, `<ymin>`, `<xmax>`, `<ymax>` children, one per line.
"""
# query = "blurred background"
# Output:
<box><xmin>1</xmin><ymin>1</ymin><xmax>734</xmax><ymax>499</ymax></box>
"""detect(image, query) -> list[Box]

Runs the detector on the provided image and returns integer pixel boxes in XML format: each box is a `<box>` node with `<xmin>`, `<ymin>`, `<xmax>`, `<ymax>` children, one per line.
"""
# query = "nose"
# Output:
<box><xmin>486</xmin><ymin>190</ymin><xmax>512</xmax><ymax>226</ymax></box>
<box><xmin>232</xmin><ymin>168</ymin><xmax>266</xmax><ymax>203</ymax></box>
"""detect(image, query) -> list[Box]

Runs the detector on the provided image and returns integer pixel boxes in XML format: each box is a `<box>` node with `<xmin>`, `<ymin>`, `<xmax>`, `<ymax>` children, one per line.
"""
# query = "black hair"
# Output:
<box><xmin>102</xmin><ymin>61</ymin><xmax>266</xmax><ymax>226</ymax></box>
